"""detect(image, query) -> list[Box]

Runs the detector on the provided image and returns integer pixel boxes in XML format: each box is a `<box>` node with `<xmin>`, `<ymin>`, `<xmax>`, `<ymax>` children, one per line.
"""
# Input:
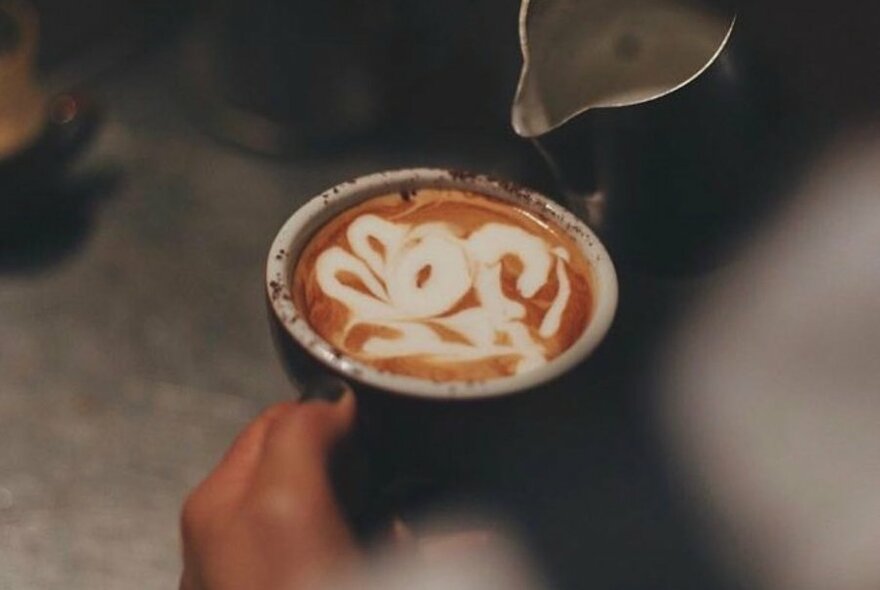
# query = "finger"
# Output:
<box><xmin>386</xmin><ymin>517</ymin><xmax>418</xmax><ymax>555</ymax></box>
<box><xmin>391</xmin><ymin>517</ymin><xmax>415</xmax><ymax>545</ymax></box>
<box><xmin>257</xmin><ymin>383</ymin><xmax>356</xmax><ymax>487</ymax></box>
<box><xmin>184</xmin><ymin>401</ymin><xmax>295</xmax><ymax>520</ymax></box>
<box><xmin>245</xmin><ymin>383</ymin><xmax>356</xmax><ymax>538</ymax></box>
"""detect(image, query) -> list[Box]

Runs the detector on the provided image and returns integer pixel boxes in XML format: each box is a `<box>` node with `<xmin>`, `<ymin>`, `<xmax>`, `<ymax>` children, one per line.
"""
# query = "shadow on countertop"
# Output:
<box><xmin>0</xmin><ymin>168</ymin><xmax>121</xmax><ymax>274</ymax></box>
<box><xmin>0</xmin><ymin>94</ymin><xmax>120</xmax><ymax>275</ymax></box>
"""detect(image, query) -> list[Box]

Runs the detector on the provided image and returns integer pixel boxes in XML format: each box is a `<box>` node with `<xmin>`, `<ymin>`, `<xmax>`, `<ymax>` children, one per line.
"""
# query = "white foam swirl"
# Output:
<box><xmin>313</xmin><ymin>214</ymin><xmax>574</xmax><ymax>374</ymax></box>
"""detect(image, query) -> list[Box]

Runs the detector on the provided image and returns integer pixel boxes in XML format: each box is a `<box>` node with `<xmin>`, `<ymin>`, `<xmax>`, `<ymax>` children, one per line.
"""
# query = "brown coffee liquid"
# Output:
<box><xmin>293</xmin><ymin>188</ymin><xmax>593</xmax><ymax>382</ymax></box>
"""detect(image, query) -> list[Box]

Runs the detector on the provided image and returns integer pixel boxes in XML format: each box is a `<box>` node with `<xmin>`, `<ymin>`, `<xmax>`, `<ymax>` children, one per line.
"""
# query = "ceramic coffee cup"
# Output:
<box><xmin>266</xmin><ymin>168</ymin><xmax>617</xmax><ymax>511</ymax></box>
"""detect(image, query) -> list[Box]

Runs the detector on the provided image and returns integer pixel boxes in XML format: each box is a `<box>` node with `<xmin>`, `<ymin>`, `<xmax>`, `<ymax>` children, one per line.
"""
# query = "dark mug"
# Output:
<box><xmin>265</xmin><ymin>169</ymin><xmax>617</xmax><ymax>525</ymax></box>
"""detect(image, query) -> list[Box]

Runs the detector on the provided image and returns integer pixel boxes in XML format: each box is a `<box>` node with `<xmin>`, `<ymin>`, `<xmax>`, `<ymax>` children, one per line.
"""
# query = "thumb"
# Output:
<box><xmin>254</xmin><ymin>378</ymin><xmax>356</xmax><ymax>493</ymax></box>
<box><xmin>243</xmin><ymin>380</ymin><xmax>361</xmax><ymax>585</ymax></box>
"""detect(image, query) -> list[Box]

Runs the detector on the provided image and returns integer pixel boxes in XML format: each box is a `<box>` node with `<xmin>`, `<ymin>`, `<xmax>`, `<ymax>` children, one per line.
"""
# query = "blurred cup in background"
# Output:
<box><xmin>0</xmin><ymin>0</ymin><xmax>47</xmax><ymax>159</ymax></box>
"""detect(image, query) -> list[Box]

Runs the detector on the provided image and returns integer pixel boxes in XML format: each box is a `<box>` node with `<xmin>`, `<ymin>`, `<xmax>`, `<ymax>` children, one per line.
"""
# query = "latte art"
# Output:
<box><xmin>294</xmin><ymin>189</ymin><xmax>593</xmax><ymax>381</ymax></box>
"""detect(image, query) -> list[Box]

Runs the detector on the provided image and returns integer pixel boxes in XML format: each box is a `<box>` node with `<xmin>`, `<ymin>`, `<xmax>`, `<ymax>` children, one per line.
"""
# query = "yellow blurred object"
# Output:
<box><xmin>0</xmin><ymin>0</ymin><xmax>47</xmax><ymax>159</ymax></box>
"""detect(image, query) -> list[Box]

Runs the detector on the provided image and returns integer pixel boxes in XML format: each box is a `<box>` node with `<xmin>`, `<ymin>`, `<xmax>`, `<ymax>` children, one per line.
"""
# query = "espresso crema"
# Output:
<box><xmin>293</xmin><ymin>189</ymin><xmax>593</xmax><ymax>381</ymax></box>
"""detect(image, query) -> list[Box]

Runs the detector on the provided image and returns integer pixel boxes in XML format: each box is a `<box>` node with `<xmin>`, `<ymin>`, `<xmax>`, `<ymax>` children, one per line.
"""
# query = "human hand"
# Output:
<box><xmin>179</xmin><ymin>385</ymin><xmax>359</xmax><ymax>590</ymax></box>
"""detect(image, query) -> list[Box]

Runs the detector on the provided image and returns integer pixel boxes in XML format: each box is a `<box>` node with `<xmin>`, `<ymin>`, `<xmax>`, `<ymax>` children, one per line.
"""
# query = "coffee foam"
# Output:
<box><xmin>294</xmin><ymin>189</ymin><xmax>593</xmax><ymax>381</ymax></box>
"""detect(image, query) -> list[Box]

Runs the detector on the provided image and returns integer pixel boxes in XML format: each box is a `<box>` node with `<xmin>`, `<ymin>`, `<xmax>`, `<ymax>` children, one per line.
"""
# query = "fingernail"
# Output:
<box><xmin>305</xmin><ymin>376</ymin><xmax>350</xmax><ymax>403</ymax></box>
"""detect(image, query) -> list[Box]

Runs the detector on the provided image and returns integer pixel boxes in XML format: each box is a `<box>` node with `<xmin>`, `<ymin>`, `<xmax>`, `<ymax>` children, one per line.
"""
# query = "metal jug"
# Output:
<box><xmin>512</xmin><ymin>0</ymin><xmax>776</xmax><ymax>274</ymax></box>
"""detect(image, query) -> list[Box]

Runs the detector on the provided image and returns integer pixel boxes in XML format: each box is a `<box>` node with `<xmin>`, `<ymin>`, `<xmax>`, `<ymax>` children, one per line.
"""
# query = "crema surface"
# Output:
<box><xmin>293</xmin><ymin>189</ymin><xmax>593</xmax><ymax>381</ymax></box>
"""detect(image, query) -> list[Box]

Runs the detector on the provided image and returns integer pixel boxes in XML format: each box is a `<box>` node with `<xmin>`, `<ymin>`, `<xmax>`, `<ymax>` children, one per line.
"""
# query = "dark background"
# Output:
<box><xmin>2</xmin><ymin>1</ymin><xmax>879</xmax><ymax>589</ymax></box>
<box><xmin>29</xmin><ymin>0</ymin><xmax>880</xmax><ymax>139</ymax></box>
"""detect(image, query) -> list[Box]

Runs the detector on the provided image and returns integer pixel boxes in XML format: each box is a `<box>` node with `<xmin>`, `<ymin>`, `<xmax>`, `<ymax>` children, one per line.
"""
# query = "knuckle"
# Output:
<box><xmin>269</xmin><ymin>406</ymin><xmax>331</xmax><ymax>449</ymax></box>
<box><xmin>248</xmin><ymin>486</ymin><xmax>309</xmax><ymax>527</ymax></box>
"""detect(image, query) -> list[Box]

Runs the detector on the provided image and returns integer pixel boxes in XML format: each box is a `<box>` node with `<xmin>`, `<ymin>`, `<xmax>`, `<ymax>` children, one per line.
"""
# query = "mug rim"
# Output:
<box><xmin>266</xmin><ymin>168</ymin><xmax>618</xmax><ymax>400</ymax></box>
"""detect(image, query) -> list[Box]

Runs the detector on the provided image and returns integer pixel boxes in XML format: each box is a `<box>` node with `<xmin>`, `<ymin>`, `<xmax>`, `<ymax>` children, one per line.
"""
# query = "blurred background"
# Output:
<box><xmin>1</xmin><ymin>0</ymin><xmax>879</xmax><ymax>589</ymax></box>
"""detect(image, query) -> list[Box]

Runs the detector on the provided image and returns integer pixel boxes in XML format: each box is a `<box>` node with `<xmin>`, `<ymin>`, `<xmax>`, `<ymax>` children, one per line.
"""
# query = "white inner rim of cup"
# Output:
<box><xmin>267</xmin><ymin>168</ymin><xmax>618</xmax><ymax>400</ymax></box>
